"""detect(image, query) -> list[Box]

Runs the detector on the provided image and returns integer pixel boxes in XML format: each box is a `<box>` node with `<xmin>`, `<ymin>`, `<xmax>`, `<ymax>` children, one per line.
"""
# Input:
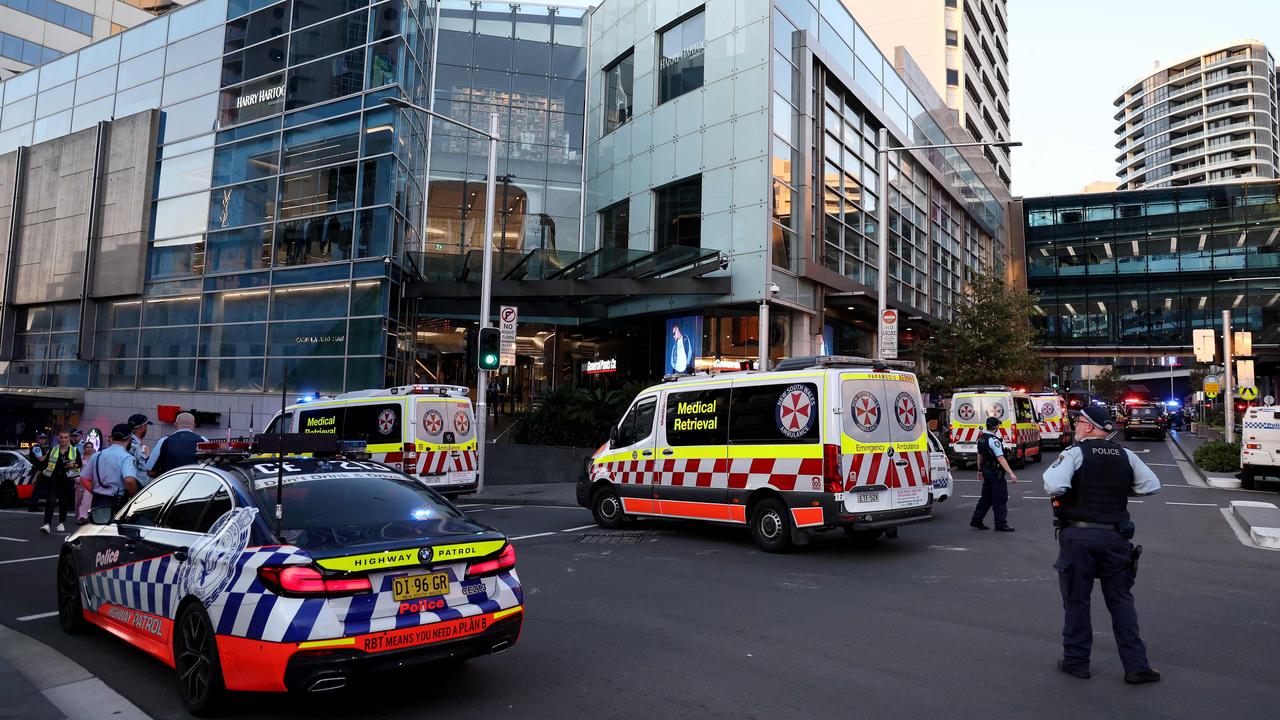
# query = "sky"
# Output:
<box><xmin>1008</xmin><ymin>0</ymin><xmax>1280</xmax><ymax>197</ymax></box>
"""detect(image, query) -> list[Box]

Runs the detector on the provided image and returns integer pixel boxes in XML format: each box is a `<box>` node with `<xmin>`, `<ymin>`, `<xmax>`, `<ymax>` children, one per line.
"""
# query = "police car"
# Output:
<box><xmin>0</xmin><ymin>448</ymin><xmax>34</xmax><ymax>507</ymax></box>
<box><xmin>55</xmin><ymin>437</ymin><xmax>523</xmax><ymax>715</ymax></box>
<box><xmin>579</xmin><ymin>356</ymin><xmax>934</xmax><ymax>552</ymax></box>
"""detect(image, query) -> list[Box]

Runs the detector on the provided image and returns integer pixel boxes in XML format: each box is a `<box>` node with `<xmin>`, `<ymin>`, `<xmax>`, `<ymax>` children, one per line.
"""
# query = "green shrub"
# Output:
<box><xmin>509</xmin><ymin>383</ymin><xmax>648</xmax><ymax>448</ymax></box>
<box><xmin>1193</xmin><ymin>439</ymin><xmax>1240</xmax><ymax>473</ymax></box>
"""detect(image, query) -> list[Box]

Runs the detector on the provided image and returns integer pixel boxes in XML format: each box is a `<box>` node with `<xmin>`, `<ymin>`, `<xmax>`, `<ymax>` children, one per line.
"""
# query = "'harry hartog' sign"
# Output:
<box><xmin>236</xmin><ymin>84</ymin><xmax>285</xmax><ymax>109</ymax></box>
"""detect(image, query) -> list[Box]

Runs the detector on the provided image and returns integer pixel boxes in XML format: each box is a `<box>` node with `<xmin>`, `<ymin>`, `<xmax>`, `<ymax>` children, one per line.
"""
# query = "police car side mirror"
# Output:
<box><xmin>609</xmin><ymin>425</ymin><xmax>620</xmax><ymax>448</ymax></box>
<box><xmin>89</xmin><ymin>505</ymin><xmax>115</xmax><ymax>525</ymax></box>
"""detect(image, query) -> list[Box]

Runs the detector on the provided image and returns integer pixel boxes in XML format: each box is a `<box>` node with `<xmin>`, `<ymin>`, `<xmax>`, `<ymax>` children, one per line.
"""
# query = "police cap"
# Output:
<box><xmin>985</xmin><ymin>416</ymin><xmax>1000</xmax><ymax>431</ymax></box>
<box><xmin>1078</xmin><ymin>405</ymin><xmax>1115</xmax><ymax>432</ymax></box>
<box><xmin>110</xmin><ymin>423</ymin><xmax>133</xmax><ymax>441</ymax></box>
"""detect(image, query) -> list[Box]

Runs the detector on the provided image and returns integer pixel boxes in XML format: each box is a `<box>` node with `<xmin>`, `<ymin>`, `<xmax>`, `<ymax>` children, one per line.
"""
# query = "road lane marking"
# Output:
<box><xmin>509</xmin><ymin>524</ymin><xmax>597</xmax><ymax>541</ymax></box>
<box><xmin>465</xmin><ymin>505</ymin><xmax>521</xmax><ymax>512</ymax></box>
<box><xmin>1144</xmin><ymin>463</ymin><xmax>1180</xmax><ymax>467</ymax></box>
<box><xmin>0</xmin><ymin>509</ymin><xmax>37</xmax><ymax>515</ymax></box>
<box><xmin>16</xmin><ymin>611</ymin><xmax>58</xmax><ymax>622</ymax></box>
<box><xmin>1021</xmin><ymin>496</ymin><xmax>1050</xmax><ymax>499</ymax></box>
<box><xmin>1166</xmin><ymin>502</ymin><xmax>1219</xmax><ymax>507</ymax></box>
<box><xmin>0</xmin><ymin>535</ymin><xmax>29</xmax><ymax>542</ymax></box>
<box><xmin>1130</xmin><ymin>500</ymin><xmax>1144</xmax><ymax>503</ymax></box>
<box><xmin>0</xmin><ymin>554</ymin><xmax>58</xmax><ymax>565</ymax></box>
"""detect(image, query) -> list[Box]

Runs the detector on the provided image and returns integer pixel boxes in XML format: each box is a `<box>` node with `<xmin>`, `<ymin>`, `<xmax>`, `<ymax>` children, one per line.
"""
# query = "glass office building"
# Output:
<box><xmin>1023</xmin><ymin>182</ymin><xmax>1280</xmax><ymax>388</ymax></box>
<box><xmin>0</xmin><ymin>0</ymin><xmax>1011</xmax><ymax>439</ymax></box>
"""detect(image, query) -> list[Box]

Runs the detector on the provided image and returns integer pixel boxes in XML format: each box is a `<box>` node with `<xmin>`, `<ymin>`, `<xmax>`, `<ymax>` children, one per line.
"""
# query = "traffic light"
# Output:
<box><xmin>463</xmin><ymin>328</ymin><xmax>477</xmax><ymax>369</ymax></box>
<box><xmin>477</xmin><ymin>327</ymin><xmax>501</xmax><ymax>371</ymax></box>
<box><xmin>1050</xmin><ymin>373</ymin><xmax>1060</xmax><ymax>389</ymax></box>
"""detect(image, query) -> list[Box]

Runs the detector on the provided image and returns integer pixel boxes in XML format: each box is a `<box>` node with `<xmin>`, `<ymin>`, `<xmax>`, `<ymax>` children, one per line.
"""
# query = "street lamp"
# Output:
<box><xmin>874</xmin><ymin>129</ymin><xmax>1021</xmax><ymax>359</ymax></box>
<box><xmin>382</xmin><ymin>96</ymin><xmax>500</xmax><ymax>494</ymax></box>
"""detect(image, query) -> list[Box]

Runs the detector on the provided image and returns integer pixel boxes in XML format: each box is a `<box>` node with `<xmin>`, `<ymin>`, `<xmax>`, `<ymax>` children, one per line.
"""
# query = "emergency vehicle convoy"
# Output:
<box><xmin>1029</xmin><ymin>392</ymin><xmax>1072</xmax><ymax>449</ymax></box>
<box><xmin>56</xmin><ymin>437</ymin><xmax>523</xmax><ymax>715</ymax></box>
<box><xmin>948</xmin><ymin>386</ymin><xmax>1043</xmax><ymax>468</ymax></box>
<box><xmin>265</xmin><ymin>385</ymin><xmax>479</xmax><ymax>496</ymax></box>
<box><xmin>578</xmin><ymin>356</ymin><xmax>935</xmax><ymax>552</ymax></box>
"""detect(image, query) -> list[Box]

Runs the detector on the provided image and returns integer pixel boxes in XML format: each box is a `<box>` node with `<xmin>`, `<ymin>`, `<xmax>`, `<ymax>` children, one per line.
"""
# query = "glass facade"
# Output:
<box><xmin>0</xmin><ymin>0</ymin><xmax>435</xmax><ymax>395</ymax></box>
<box><xmin>1024</xmin><ymin>183</ymin><xmax>1280</xmax><ymax>347</ymax></box>
<box><xmin>425</xmin><ymin>1</ymin><xmax>586</xmax><ymax>255</ymax></box>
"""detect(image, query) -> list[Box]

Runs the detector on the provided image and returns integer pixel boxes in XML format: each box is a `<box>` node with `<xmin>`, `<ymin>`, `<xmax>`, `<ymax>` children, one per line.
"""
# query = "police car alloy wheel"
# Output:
<box><xmin>174</xmin><ymin>604</ymin><xmax>227</xmax><ymax>716</ymax></box>
<box><xmin>750</xmin><ymin>499</ymin><xmax>794</xmax><ymax>553</ymax></box>
<box><xmin>591</xmin><ymin>486</ymin><xmax>625</xmax><ymax>529</ymax></box>
<box><xmin>56</xmin><ymin>552</ymin><xmax>88</xmax><ymax>635</ymax></box>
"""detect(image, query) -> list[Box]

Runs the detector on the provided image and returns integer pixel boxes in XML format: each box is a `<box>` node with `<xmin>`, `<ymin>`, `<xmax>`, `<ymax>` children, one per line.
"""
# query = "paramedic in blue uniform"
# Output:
<box><xmin>1042</xmin><ymin>405</ymin><xmax>1161</xmax><ymax>684</ymax></box>
<box><xmin>971</xmin><ymin>416</ymin><xmax>1018</xmax><ymax>531</ymax></box>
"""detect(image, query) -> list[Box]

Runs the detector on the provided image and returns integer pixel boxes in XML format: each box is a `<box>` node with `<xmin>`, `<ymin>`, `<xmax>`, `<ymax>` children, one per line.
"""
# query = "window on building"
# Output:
<box><xmin>945</xmin><ymin>0</ymin><xmax>958</xmax><ymax>7</ymax></box>
<box><xmin>600</xmin><ymin>200</ymin><xmax>630</xmax><ymax>249</ymax></box>
<box><xmin>603</xmin><ymin>50</ymin><xmax>634</xmax><ymax>134</ymax></box>
<box><xmin>658</xmin><ymin>10</ymin><xmax>705</xmax><ymax>104</ymax></box>
<box><xmin>654</xmin><ymin>175</ymin><xmax>702</xmax><ymax>250</ymax></box>
<box><xmin>945</xmin><ymin>30</ymin><xmax>958</xmax><ymax>47</ymax></box>
<box><xmin>946</xmin><ymin>68</ymin><xmax>959</xmax><ymax>86</ymax></box>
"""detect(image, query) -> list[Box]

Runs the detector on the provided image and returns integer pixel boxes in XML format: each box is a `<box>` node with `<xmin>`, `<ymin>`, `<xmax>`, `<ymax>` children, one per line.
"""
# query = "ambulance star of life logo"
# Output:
<box><xmin>991</xmin><ymin>403</ymin><xmax>1006</xmax><ymax>419</ymax></box>
<box><xmin>1041</xmin><ymin>402</ymin><xmax>1056</xmax><ymax>418</ymax></box>
<box><xmin>957</xmin><ymin>402</ymin><xmax>975</xmax><ymax>421</ymax></box>
<box><xmin>376</xmin><ymin>409</ymin><xmax>396</xmax><ymax>435</ymax></box>
<box><xmin>894</xmin><ymin>392</ymin><xmax>918</xmax><ymax>432</ymax></box>
<box><xmin>454</xmin><ymin>411</ymin><xmax>471</xmax><ymax>435</ymax></box>
<box><xmin>850</xmin><ymin>391</ymin><xmax>881</xmax><ymax>432</ymax></box>
<box><xmin>775</xmin><ymin>384</ymin><xmax>816</xmax><ymax>438</ymax></box>
<box><xmin>422</xmin><ymin>410</ymin><xmax>444</xmax><ymax>436</ymax></box>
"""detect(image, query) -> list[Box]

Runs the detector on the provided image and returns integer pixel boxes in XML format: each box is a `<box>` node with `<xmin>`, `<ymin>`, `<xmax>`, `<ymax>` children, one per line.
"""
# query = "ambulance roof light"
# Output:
<box><xmin>772</xmin><ymin>355</ymin><xmax>916</xmax><ymax>372</ymax></box>
<box><xmin>954</xmin><ymin>385</ymin><xmax>1012</xmax><ymax>393</ymax></box>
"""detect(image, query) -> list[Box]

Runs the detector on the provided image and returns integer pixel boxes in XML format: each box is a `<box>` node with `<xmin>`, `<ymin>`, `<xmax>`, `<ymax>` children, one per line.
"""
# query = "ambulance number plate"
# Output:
<box><xmin>955</xmin><ymin>443</ymin><xmax>975</xmax><ymax>452</ymax></box>
<box><xmin>856</xmin><ymin>491</ymin><xmax>880</xmax><ymax>504</ymax></box>
<box><xmin>392</xmin><ymin>572</ymin><xmax>450</xmax><ymax>601</ymax></box>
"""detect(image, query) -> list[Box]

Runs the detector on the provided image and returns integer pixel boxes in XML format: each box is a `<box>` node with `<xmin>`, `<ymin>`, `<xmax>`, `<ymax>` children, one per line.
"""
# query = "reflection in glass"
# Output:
<box><xmin>206</xmin><ymin>225</ymin><xmax>274</xmax><ymax>273</ymax></box>
<box><xmin>275</xmin><ymin>212</ymin><xmax>355</xmax><ymax>264</ymax></box>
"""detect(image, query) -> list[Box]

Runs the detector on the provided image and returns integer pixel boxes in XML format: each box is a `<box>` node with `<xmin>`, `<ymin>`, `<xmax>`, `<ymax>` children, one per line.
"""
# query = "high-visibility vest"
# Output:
<box><xmin>42</xmin><ymin>445</ymin><xmax>80</xmax><ymax>477</ymax></box>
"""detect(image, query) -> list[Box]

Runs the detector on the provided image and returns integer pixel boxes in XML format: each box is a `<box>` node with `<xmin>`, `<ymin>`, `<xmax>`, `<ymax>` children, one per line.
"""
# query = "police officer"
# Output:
<box><xmin>1042</xmin><ymin>405</ymin><xmax>1161</xmax><ymax>684</ymax></box>
<box><xmin>127</xmin><ymin>414</ymin><xmax>151</xmax><ymax>481</ymax></box>
<box><xmin>971</xmin><ymin>416</ymin><xmax>1018</xmax><ymax>531</ymax></box>
<box><xmin>82</xmin><ymin>424</ymin><xmax>141</xmax><ymax>511</ymax></box>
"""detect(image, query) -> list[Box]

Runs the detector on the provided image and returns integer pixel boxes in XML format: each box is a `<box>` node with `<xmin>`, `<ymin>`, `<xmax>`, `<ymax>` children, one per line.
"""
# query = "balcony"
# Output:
<box><xmin>1166</xmin><ymin>65</ymin><xmax>1202</xmax><ymax>82</ymax></box>
<box><xmin>1166</xmin><ymin>79</ymin><xmax>1202</xmax><ymax>101</ymax></box>
<box><xmin>1167</xmin><ymin>113</ymin><xmax>1205</xmax><ymax>132</ymax></box>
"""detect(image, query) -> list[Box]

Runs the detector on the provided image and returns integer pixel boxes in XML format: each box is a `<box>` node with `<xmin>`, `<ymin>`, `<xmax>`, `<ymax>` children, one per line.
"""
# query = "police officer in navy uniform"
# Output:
<box><xmin>1042</xmin><ymin>405</ymin><xmax>1162</xmax><ymax>684</ymax></box>
<box><xmin>971</xmin><ymin>416</ymin><xmax>1018</xmax><ymax>531</ymax></box>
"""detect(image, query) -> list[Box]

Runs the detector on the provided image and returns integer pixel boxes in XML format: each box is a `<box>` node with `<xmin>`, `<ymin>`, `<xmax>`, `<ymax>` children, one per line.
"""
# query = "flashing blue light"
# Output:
<box><xmin>411</xmin><ymin>507</ymin><xmax>437</xmax><ymax>521</ymax></box>
<box><xmin>296</xmin><ymin>393</ymin><xmax>320</xmax><ymax>404</ymax></box>
<box><xmin>1166</xmin><ymin>400</ymin><xmax>1180</xmax><ymax>407</ymax></box>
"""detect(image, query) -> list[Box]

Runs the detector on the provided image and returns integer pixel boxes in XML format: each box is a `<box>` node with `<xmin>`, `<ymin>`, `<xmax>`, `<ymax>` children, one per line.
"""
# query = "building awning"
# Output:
<box><xmin>406</xmin><ymin>246</ymin><xmax>730</xmax><ymax>319</ymax></box>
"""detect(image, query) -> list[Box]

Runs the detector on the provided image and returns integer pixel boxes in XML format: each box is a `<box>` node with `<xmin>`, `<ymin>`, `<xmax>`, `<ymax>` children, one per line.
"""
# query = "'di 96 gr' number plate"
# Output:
<box><xmin>392</xmin><ymin>572</ymin><xmax>450</xmax><ymax>601</ymax></box>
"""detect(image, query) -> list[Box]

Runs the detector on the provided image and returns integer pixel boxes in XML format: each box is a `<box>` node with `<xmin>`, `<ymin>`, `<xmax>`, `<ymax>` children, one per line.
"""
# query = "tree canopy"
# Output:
<box><xmin>917</xmin><ymin>269</ymin><xmax>1043</xmax><ymax>396</ymax></box>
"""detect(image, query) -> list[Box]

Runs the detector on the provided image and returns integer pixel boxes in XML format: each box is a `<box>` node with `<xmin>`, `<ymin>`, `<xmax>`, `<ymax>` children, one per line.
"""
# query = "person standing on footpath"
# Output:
<box><xmin>1041</xmin><ymin>405</ymin><xmax>1161</xmax><ymax>684</ymax></box>
<box><xmin>26</xmin><ymin>433</ymin><xmax>49</xmax><ymax>512</ymax></box>
<box><xmin>82</xmin><ymin>424</ymin><xmax>141</xmax><ymax>512</ymax></box>
<box><xmin>971</xmin><ymin>415</ymin><xmax>1018</xmax><ymax>531</ymax></box>
<box><xmin>146</xmin><ymin>412</ymin><xmax>207</xmax><ymax>478</ymax></box>
<box><xmin>38</xmin><ymin>431</ymin><xmax>81</xmax><ymax>534</ymax></box>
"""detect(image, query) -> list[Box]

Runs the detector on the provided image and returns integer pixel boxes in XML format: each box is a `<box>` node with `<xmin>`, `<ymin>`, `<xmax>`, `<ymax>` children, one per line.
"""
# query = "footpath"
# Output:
<box><xmin>1169</xmin><ymin>429</ymin><xmax>1280</xmax><ymax>550</ymax></box>
<box><xmin>0</xmin><ymin>624</ymin><xmax>149</xmax><ymax>720</ymax></box>
<box><xmin>464</xmin><ymin>482</ymin><xmax>579</xmax><ymax>507</ymax></box>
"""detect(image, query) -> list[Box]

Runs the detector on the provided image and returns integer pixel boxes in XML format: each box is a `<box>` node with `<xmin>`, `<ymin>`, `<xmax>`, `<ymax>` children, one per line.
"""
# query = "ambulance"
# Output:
<box><xmin>1240</xmin><ymin>405</ymin><xmax>1280</xmax><ymax>490</ymax></box>
<box><xmin>948</xmin><ymin>386</ymin><xmax>1043</xmax><ymax>468</ymax></box>
<box><xmin>576</xmin><ymin>356</ymin><xmax>934</xmax><ymax>552</ymax></box>
<box><xmin>1029</xmin><ymin>392</ymin><xmax>1072</xmax><ymax>449</ymax></box>
<box><xmin>265</xmin><ymin>385</ymin><xmax>478</xmax><ymax>496</ymax></box>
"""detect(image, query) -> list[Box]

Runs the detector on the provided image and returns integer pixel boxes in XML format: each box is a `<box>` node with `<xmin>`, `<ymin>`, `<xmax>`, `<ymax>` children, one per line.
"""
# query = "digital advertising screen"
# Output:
<box><xmin>664</xmin><ymin>315</ymin><xmax>702</xmax><ymax>375</ymax></box>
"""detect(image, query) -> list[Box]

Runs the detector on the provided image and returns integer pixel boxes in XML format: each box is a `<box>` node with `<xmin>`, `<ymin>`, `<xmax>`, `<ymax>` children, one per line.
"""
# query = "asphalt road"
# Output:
<box><xmin>1</xmin><ymin>440</ymin><xmax>1278</xmax><ymax>719</ymax></box>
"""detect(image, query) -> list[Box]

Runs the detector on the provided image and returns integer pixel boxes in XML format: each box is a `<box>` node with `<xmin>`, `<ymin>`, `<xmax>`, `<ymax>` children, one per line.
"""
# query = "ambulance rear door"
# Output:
<box><xmin>839</xmin><ymin>372</ymin><xmax>893</xmax><ymax>514</ymax></box>
<box><xmin>883</xmin><ymin>373</ymin><xmax>930</xmax><ymax>511</ymax></box>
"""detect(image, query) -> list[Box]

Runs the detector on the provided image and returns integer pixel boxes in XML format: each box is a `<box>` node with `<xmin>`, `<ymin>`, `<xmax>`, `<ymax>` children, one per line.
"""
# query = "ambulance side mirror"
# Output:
<box><xmin>609</xmin><ymin>425</ymin><xmax>620</xmax><ymax>448</ymax></box>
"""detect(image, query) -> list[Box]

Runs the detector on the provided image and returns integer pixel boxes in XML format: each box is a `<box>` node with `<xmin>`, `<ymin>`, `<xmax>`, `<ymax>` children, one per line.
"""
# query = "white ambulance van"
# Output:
<box><xmin>1241</xmin><ymin>405</ymin><xmax>1280</xmax><ymax>490</ymax></box>
<box><xmin>265</xmin><ymin>385</ymin><xmax>478</xmax><ymax>496</ymax></box>
<box><xmin>576</xmin><ymin>356</ymin><xmax>934</xmax><ymax>552</ymax></box>
<box><xmin>1029</xmin><ymin>392</ymin><xmax>1072</xmax><ymax>449</ymax></box>
<box><xmin>949</xmin><ymin>386</ymin><xmax>1043</xmax><ymax>468</ymax></box>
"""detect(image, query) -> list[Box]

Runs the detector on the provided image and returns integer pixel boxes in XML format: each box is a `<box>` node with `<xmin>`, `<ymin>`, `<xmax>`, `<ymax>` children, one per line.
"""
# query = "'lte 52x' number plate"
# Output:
<box><xmin>391</xmin><ymin>572</ymin><xmax>450</xmax><ymax>601</ymax></box>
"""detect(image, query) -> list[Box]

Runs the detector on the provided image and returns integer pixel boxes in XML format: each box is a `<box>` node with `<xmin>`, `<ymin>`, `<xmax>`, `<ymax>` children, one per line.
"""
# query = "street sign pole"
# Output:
<box><xmin>1223</xmin><ymin>310</ymin><xmax>1234</xmax><ymax>444</ymax></box>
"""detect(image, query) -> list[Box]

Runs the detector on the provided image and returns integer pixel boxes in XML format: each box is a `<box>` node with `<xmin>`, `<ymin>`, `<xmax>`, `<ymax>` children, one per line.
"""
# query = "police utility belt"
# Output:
<box><xmin>1064</xmin><ymin>521</ymin><xmax>1119</xmax><ymax>531</ymax></box>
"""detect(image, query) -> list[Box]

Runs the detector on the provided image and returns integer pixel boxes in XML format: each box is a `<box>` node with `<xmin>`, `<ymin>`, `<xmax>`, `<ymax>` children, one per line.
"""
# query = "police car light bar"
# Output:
<box><xmin>195</xmin><ymin>440</ymin><xmax>254</xmax><ymax>461</ymax></box>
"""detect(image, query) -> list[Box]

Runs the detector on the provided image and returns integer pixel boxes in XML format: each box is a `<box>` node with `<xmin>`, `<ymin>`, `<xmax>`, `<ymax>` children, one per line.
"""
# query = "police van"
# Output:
<box><xmin>265</xmin><ymin>385</ymin><xmax>478</xmax><ymax>496</ymax></box>
<box><xmin>949</xmin><ymin>386</ymin><xmax>1043</xmax><ymax>468</ymax></box>
<box><xmin>1241</xmin><ymin>405</ymin><xmax>1280</xmax><ymax>490</ymax></box>
<box><xmin>1029</xmin><ymin>392</ymin><xmax>1072</xmax><ymax>449</ymax></box>
<box><xmin>577</xmin><ymin>356</ymin><xmax>934</xmax><ymax>552</ymax></box>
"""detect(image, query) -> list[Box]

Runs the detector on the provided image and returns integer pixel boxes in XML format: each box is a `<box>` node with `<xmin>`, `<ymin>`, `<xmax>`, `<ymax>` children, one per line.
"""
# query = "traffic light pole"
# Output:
<box><xmin>475</xmin><ymin>113</ymin><xmax>499</xmax><ymax>494</ymax></box>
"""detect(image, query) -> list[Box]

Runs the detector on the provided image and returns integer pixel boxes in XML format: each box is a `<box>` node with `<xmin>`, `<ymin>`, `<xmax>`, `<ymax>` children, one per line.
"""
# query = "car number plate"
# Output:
<box><xmin>856</xmin><ymin>491</ymin><xmax>880</xmax><ymax>503</ymax></box>
<box><xmin>392</xmin><ymin>572</ymin><xmax>450</xmax><ymax>601</ymax></box>
<box><xmin>421</xmin><ymin>474</ymin><xmax>453</xmax><ymax>486</ymax></box>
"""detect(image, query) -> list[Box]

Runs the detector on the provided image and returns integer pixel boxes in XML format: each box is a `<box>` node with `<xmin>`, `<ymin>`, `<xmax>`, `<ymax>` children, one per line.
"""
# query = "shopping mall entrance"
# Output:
<box><xmin>0</xmin><ymin>393</ymin><xmax>83</xmax><ymax>446</ymax></box>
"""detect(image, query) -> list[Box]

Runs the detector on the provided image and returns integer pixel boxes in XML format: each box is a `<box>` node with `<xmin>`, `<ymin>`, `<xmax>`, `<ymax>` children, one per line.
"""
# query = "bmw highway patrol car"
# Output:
<box><xmin>56</xmin><ymin>439</ymin><xmax>523</xmax><ymax>715</ymax></box>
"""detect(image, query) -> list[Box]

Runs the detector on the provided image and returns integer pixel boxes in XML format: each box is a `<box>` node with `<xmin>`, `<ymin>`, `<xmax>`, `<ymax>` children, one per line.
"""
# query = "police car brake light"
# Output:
<box><xmin>257</xmin><ymin>565</ymin><xmax>371</xmax><ymax>597</ymax></box>
<box><xmin>465</xmin><ymin>544</ymin><xmax>516</xmax><ymax>578</ymax></box>
<box><xmin>822</xmin><ymin>444</ymin><xmax>843</xmax><ymax>493</ymax></box>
